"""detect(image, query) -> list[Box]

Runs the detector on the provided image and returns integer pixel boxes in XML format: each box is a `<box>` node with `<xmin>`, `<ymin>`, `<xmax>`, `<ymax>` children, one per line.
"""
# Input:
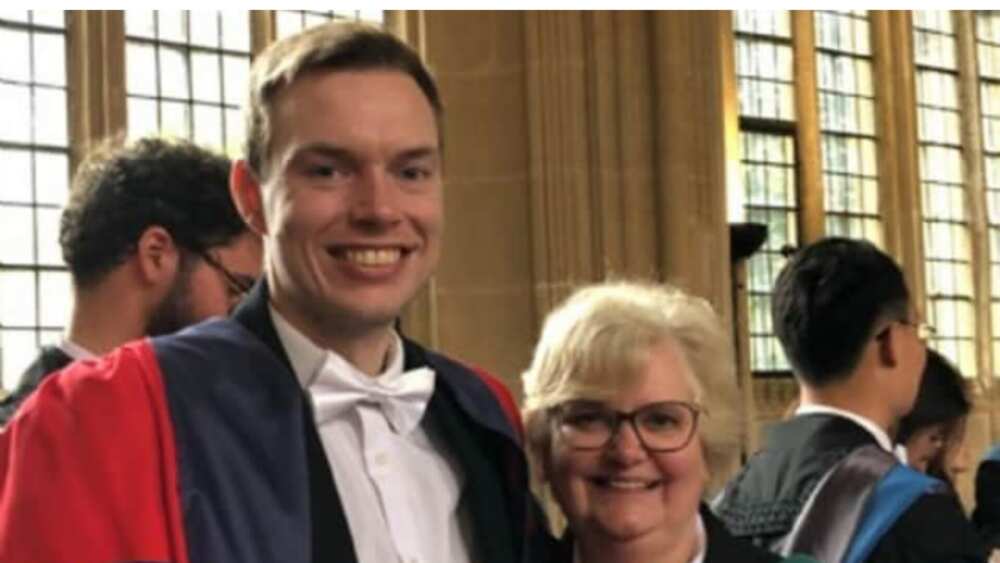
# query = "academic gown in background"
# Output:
<box><xmin>974</xmin><ymin>445</ymin><xmax>1000</xmax><ymax>551</ymax></box>
<box><xmin>0</xmin><ymin>281</ymin><xmax>549</xmax><ymax>563</ymax></box>
<box><xmin>0</xmin><ymin>345</ymin><xmax>73</xmax><ymax>425</ymax></box>
<box><xmin>713</xmin><ymin>414</ymin><xmax>987</xmax><ymax>563</ymax></box>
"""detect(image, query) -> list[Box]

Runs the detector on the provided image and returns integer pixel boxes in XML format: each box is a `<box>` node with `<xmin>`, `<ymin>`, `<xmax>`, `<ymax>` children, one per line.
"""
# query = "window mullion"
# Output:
<box><xmin>249</xmin><ymin>11</ymin><xmax>275</xmax><ymax>58</ymax></box>
<box><xmin>65</xmin><ymin>10</ymin><xmax>126</xmax><ymax>175</ymax></box>
<box><xmin>956</xmin><ymin>10</ymin><xmax>994</xmax><ymax>380</ymax></box>
<box><xmin>791</xmin><ymin>10</ymin><xmax>825</xmax><ymax>244</ymax></box>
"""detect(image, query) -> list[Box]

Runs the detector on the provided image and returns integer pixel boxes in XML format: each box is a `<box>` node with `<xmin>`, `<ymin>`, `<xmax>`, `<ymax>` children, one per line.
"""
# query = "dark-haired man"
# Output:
<box><xmin>0</xmin><ymin>22</ymin><xmax>545</xmax><ymax>563</ymax></box>
<box><xmin>714</xmin><ymin>237</ymin><xmax>986</xmax><ymax>562</ymax></box>
<box><xmin>0</xmin><ymin>137</ymin><xmax>262</xmax><ymax>425</ymax></box>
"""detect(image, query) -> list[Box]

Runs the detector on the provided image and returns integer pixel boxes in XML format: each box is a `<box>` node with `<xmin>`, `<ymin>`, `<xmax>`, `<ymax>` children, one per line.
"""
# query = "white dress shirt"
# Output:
<box><xmin>270</xmin><ymin>307</ymin><xmax>472</xmax><ymax>563</ymax></box>
<box><xmin>795</xmin><ymin>403</ymin><xmax>894</xmax><ymax>452</ymax></box>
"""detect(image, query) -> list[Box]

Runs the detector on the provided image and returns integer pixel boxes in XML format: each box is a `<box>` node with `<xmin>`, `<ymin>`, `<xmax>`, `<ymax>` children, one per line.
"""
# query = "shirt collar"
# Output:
<box><xmin>58</xmin><ymin>339</ymin><xmax>96</xmax><ymax>361</ymax></box>
<box><xmin>795</xmin><ymin>403</ymin><xmax>894</xmax><ymax>452</ymax></box>
<box><xmin>268</xmin><ymin>304</ymin><xmax>403</xmax><ymax>388</ymax></box>
<box><xmin>690</xmin><ymin>513</ymin><xmax>707</xmax><ymax>563</ymax></box>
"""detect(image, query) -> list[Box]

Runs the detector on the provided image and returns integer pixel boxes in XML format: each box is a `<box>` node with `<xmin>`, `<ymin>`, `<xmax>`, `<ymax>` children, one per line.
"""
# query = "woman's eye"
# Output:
<box><xmin>563</xmin><ymin>411</ymin><xmax>607</xmax><ymax>429</ymax></box>
<box><xmin>643</xmin><ymin>414</ymin><xmax>680</xmax><ymax>430</ymax></box>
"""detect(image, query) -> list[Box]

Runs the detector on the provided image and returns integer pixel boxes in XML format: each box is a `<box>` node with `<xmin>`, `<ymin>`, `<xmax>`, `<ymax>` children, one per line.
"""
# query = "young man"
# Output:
<box><xmin>0</xmin><ymin>137</ymin><xmax>261</xmax><ymax>425</ymax></box>
<box><xmin>0</xmin><ymin>23</ymin><xmax>543</xmax><ymax>563</ymax></box>
<box><xmin>713</xmin><ymin>237</ymin><xmax>986</xmax><ymax>562</ymax></box>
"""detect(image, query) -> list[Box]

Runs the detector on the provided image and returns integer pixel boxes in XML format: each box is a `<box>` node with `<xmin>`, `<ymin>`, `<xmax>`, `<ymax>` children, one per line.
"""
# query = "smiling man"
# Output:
<box><xmin>0</xmin><ymin>22</ymin><xmax>543</xmax><ymax>563</ymax></box>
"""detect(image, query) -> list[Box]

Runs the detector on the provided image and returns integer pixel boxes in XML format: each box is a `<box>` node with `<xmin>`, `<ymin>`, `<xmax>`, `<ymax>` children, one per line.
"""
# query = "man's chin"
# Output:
<box><xmin>305</xmin><ymin>300</ymin><xmax>404</xmax><ymax>334</ymax></box>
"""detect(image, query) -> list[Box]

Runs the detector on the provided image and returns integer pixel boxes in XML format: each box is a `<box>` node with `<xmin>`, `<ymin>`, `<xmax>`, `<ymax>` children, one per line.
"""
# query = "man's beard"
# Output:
<box><xmin>145</xmin><ymin>252</ymin><xmax>198</xmax><ymax>337</ymax></box>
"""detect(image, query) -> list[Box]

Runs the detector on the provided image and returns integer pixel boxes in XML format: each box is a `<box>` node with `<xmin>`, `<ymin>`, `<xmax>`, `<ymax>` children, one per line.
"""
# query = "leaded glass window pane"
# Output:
<box><xmin>275</xmin><ymin>10</ymin><xmax>384</xmax><ymax>39</ymax></box>
<box><xmin>742</xmin><ymin>131</ymin><xmax>797</xmax><ymax>372</ymax></box>
<box><xmin>733</xmin><ymin>11</ymin><xmax>798</xmax><ymax>374</ymax></box>
<box><xmin>816</xmin><ymin>11</ymin><xmax>882</xmax><ymax>247</ymax></box>
<box><xmin>0</xmin><ymin>11</ymin><xmax>70</xmax><ymax>391</ymax></box>
<box><xmin>124</xmin><ymin>10</ymin><xmax>251</xmax><ymax>157</ymax></box>
<box><xmin>734</xmin><ymin>10</ymin><xmax>795</xmax><ymax>121</ymax></box>
<box><xmin>914</xmin><ymin>10</ymin><xmax>976</xmax><ymax>375</ymax></box>
<box><xmin>978</xmin><ymin>11</ymin><xmax>1000</xmax><ymax>375</ymax></box>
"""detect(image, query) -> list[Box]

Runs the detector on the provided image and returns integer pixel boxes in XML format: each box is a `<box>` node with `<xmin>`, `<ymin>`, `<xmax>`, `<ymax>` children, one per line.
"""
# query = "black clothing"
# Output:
<box><xmin>549</xmin><ymin>505</ymin><xmax>782</xmax><ymax>563</ymax></box>
<box><xmin>0</xmin><ymin>345</ymin><xmax>72</xmax><ymax>425</ymax></box>
<box><xmin>703</xmin><ymin>505</ymin><xmax>784</xmax><ymax>563</ymax></box>
<box><xmin>973</xmin><ymin>445</ymin><xmax>1000</xmax><ymax>550</ymax></box>
<box><xmin>714</xmin><ymin>414</ymin><xmax>987</xmax><ymax>563</ymax></box>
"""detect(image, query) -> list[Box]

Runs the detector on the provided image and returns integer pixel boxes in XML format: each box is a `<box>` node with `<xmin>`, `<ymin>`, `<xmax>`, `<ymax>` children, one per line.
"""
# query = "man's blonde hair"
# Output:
<box><xmin>243</xmin><ymin>21</ymin><xmax>443</xmax><ymax>178</ymax></box>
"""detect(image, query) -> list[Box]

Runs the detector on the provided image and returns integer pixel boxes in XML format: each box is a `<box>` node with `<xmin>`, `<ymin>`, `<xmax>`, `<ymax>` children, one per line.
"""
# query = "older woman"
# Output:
<box><xmin>522</xmin><ymin>281</ymin><xmax>804</xmax><ymax>563</ymax></box>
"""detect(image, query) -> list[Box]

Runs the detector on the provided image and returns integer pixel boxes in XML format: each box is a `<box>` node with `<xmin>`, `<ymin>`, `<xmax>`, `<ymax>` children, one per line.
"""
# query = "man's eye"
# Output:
<box><xmin>303</xmin><ymin>161</ymin><xmax>353</xmax><ymax>179</ymax></box>
<box><xmin>308</xmin><ymin>165</ymin><xmax>336</xmax><ymax>177</ymax></box>
<box><xmin>399</xmin><ymin>166</ymin><xmax>431</xmax><ymax>181</ymax></box>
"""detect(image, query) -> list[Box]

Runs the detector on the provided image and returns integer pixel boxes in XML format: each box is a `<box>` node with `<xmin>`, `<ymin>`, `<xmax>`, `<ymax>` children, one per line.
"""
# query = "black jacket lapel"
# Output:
<box><xmin>231</xmin><ymin>281</ymin><xmax>358</xmax><ymax>563</ymax></box>
<box><xmin>404</xmin><ymin>340</ymin><xmax>519</xmax><ymax>563</ymax></box>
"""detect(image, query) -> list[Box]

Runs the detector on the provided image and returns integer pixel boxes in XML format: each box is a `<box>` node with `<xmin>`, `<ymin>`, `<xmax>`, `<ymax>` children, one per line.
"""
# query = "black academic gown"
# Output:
<box><xmin>0</xmin><ymin>345</ymin><xmax>72</xmax><ymax>425</ymax></box>
<box><xmin>713</xmin><ymin>413</ymin><xmax>987</xmax><ymax>563</ymax></box>
<box><xmin>973</xmin><ymin>445</ymin><xmax>1000</xmax><ymax>550</ymax></box>
<box><xmin>166</xmin><ymin>280</ymin><xmax>549</xmax><ymax>563</ymax></box>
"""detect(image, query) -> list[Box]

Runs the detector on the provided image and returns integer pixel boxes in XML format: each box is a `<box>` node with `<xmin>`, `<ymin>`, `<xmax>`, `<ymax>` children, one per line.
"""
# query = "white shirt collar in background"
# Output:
<box><xmin>58</xmin><ymin>339</ymin><xmax>95</xmax><ymax>361</ymax></box>
<box><xmin>795</xmin><ymin>403</ymin><xmax>894</xmax><ymax>452</ymax></box>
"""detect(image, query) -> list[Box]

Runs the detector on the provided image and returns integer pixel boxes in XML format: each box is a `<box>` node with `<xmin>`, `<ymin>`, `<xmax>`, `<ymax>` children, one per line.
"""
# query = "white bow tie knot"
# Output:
<box><xmin>310</xmin><ymin>361</ymin><xmax>436</xmax><ymax>435</ymax></box>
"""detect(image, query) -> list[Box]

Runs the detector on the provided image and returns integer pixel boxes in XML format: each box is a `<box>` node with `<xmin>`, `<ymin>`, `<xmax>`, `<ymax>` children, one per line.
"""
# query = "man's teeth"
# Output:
<box><xmin>343</xmin><ymin>249</ymin><xmax>401</xmax><ymax>266</ymax></box>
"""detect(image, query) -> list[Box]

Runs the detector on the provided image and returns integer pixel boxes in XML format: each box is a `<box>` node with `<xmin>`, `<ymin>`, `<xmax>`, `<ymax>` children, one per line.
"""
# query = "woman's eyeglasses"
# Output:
<box><xmin>550</xmin><ymin>400</ymin><xmax>702</xmax><ymax>453</ymax></box>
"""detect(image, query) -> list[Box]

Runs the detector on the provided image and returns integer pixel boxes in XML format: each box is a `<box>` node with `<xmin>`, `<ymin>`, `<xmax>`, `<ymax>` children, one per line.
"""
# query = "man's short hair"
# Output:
<box><xmin>60</xmin><ymin>137</ymin><xmax>247</xmax><ymax>288</ymax></box>
<box><xmin>771</xmin><ymin>237</ymin><xmax>910</xmax><ymax>386</ymax></box>
<box><xmin>244</xmin><ymin>21</ymin><xmax>443</xmax><ymax>178</ymax></box>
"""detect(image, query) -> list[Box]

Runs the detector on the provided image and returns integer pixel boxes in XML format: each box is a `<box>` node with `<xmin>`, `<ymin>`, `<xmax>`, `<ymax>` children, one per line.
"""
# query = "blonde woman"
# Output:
<box><xmin>522</xmin><ymin>281</ymin><xmax>812</xmax><ymax>563</ymax></box>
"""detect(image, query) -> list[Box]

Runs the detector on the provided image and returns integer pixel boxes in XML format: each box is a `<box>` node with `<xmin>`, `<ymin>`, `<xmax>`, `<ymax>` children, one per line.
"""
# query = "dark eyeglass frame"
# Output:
<box><xmin>876</xmin><ymin>318</ymin><xmax>936</xmax><ymax>342</ymax></box>
<box><xmin>198</xmin><ymin>250</ymin><xmax>255</xmax><ymax>303</ymax></box>
<box><xmin>550</xmin><ymin>400</ymin><xmax>703</xmax><ymax>453</ymax></box>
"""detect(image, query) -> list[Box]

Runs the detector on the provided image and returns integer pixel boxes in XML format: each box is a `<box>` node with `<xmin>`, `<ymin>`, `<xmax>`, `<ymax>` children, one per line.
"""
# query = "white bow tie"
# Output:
<box><xmin>309</xmin><ymin>356</ymin><xmax>436</xmax><ymax>435</ymax></box>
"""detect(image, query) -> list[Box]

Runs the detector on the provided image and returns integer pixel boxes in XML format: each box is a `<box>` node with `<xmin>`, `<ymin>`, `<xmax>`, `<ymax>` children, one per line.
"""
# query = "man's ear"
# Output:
<box><xmin>231</xmin><ymin>159</ymin><xmax>268</xmax><ymax>236</ymax></box>
<box><xmin>876</xmin><ymin>325</ymin><xmax>900</xmax><ymax>368</ymax></box>
<box><xmin>134</xmin><ymin>225</ymin><xmax>179</xmax><ymax>286</ymax></box>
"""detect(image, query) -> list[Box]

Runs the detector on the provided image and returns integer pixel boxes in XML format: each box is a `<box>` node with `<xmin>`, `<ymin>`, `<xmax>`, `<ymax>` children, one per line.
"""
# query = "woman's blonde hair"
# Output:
<box><xmin>522</xmin><ymin>280</ymin><xmax>742</xmax><ymax>497</ymax></box>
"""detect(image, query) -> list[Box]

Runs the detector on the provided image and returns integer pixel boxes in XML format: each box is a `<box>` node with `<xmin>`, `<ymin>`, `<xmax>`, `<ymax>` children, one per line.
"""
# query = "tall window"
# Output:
<box><xmin>734</xmin><ymin>10</ymin><xmax>797</xmax><ymax>372</ymax></box>
<box><xmin>914</xmin><ymin>11</ymin><xmax>977</xmax><ymax>375</ymax></box>
<box><xmin>125</xmin><ymin>10</ymin><xmax>251</xmax><ymax>156</ymax></box>
<box><xmin>979</xmin><ymin>12</ymin><xmax>1000</xmax><ymax>373</ymax></box>
<box><xmin>0</xmin><ymin>11</ymin><xmax>71</xmax><ymax>391</ymax></box>
<box><xmin>275</xmin><ymin>10</ymin><xmax>384</xmax><ymax>39</ymax></box>
<box><xmin>815</xmin><ymin>10</ymin><xmax>882</xmax><ymax>246</ymax></box>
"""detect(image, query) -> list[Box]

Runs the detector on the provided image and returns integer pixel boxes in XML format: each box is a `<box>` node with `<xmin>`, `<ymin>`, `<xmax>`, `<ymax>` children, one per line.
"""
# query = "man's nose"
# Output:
<box><xmin>349</xmin><ymin>167</ymin><xmax>400</xmax><ymax>226</ymax></box>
